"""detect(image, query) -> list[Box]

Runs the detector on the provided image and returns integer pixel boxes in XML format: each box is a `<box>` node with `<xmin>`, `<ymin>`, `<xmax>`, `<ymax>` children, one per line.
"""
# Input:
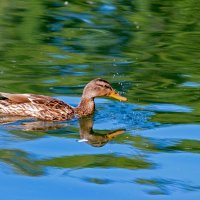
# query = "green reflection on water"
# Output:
<box><xmin>0</xmin><ymin>0</ymin><xmax>200</xmax><ymax>198</ymax></box>
<box><xmin>38</xmin><ymin>154</ymin><xmax>152</xmax><ymax>169</ymax></box>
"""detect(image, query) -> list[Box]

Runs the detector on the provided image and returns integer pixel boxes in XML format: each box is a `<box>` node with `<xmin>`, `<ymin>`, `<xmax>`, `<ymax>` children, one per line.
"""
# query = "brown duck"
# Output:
<box><xmin>0</xmin><ymin>78</ymin><xmax>127</xmax><ymax>121</ymax></box>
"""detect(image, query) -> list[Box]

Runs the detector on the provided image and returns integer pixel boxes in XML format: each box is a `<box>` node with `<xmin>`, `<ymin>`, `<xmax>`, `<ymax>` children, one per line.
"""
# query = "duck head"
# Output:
<box><xmin>82</xmin><ymin>78</ymin><xmax>127</xmax><ymax>101</ymax></box>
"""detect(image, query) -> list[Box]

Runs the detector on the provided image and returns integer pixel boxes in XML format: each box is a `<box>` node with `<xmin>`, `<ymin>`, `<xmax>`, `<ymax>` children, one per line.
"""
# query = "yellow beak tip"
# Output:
<box><xmin>109</xmin><ymin>92</ymin><xmax>127</xmax><ymax>102</ymax></box>
<box><xmin>121</xmin><ymin>97</ymin><xmax>128</xmax><ymax>101</ymax></box>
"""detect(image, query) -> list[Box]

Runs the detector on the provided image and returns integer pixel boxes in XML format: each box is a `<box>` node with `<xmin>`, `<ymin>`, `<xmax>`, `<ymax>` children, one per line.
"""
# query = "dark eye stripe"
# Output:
<box><xmin>94</xmin><ymin>78</ymin><xmax>112</xmax><ymax>89</ymax></box>
<box><xmin>96</xmin><ymin>83</ymin><xmax>112</xmax><ymax>89</ymax></box>
<box><xmin>104</xmin><ymin>85</ymin><xmax>112</xmax><ymax>89</ymax></box>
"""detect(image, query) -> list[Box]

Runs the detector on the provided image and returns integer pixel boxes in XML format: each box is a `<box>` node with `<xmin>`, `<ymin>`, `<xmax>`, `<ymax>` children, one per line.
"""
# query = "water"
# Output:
<box><xmin>0</xmin><ymin>0</ymin><xmax>200</xmax><ymax>199</ymax></box>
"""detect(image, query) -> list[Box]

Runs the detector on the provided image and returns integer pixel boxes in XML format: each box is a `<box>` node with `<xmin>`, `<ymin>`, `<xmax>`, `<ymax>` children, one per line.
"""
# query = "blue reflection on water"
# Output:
<box><xmin>181</xmin><ymin>82</ymin><xmax>200</xmax><ymax>87</ymax></box>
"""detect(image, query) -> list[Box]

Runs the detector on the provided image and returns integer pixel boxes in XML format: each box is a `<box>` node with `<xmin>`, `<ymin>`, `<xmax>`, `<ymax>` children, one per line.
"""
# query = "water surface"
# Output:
<box><xmin>0</xmin><ymin>0</ymin><xmax>200</xmax><ymax>199</ymax></box>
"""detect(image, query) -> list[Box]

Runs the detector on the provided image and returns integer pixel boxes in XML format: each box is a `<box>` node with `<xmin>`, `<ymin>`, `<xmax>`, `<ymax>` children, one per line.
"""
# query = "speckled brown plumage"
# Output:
<box><xmin>0</xmin><ymin>78</ymin><xmax>127</xmax><ymax>121</ymax></box>
<box><xmin>0</xmin><ymin>94</ymin><xmax>74</xmax><ymax>121</ymax></box>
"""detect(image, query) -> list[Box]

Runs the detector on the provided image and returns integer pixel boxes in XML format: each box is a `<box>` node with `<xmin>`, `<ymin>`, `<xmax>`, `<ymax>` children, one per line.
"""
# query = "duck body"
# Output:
<box><xmin>0</xmin><ymin>78</ymin><xmax>127</xmax><ymax>121</ymax></box>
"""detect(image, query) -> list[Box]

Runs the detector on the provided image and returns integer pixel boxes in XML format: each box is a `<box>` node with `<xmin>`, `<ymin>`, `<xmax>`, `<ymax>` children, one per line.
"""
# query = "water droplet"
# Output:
<box><xmin>64</xmin><ymin>1</ymin><xmax>69</xmax><ymax>6</ymax></box>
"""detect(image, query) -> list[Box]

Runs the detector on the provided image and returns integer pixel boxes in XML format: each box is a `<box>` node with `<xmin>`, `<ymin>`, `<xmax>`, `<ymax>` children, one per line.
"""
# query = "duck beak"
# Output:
<box><xmin>109</xmin><ymin>91</ymin><xmax>127</xmax><ymax>101</ymax></box>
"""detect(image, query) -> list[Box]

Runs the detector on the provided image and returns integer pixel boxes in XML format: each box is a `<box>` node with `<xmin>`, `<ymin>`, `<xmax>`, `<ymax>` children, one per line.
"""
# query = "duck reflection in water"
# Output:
<box><xmin>79</xmin><ymin>117</ymin><xmax>124</xmax><ymax>147</ymax></box>
<box><xmin>0</xmin><ymin>114</ymin><xmax>124</xmax><ymax>147</ymax></box>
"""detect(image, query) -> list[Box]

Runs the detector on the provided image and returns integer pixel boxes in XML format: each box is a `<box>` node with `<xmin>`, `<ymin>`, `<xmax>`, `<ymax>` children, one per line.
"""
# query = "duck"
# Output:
<box><xmin>0</xmin><ymin>78</ymin><xmax>127</xmax><ymax>121</ymax></box>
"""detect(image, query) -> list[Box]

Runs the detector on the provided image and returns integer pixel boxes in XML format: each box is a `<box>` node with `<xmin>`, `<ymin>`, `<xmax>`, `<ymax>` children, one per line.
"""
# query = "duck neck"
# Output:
<box><xmin>74</xmin><ymin>97</ymin><xmax>95</xmax><ymax>117</ymax></box>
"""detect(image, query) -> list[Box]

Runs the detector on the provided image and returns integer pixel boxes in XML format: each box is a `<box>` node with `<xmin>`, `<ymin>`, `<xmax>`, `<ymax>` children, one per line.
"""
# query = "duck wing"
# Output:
<box><xmin>0</xmin><ymin>92</ymin><xmax>31</xmax><ymax>103</ymax></box>
<box><xmin>0</xmin><ymin>92</ymin><xmax>63</xmax><ymax>105</ymax></box>
<box><xmin>0</xmin><ymin>92</ymin><xmax>74</xmax><ymax>121</ymax></box>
